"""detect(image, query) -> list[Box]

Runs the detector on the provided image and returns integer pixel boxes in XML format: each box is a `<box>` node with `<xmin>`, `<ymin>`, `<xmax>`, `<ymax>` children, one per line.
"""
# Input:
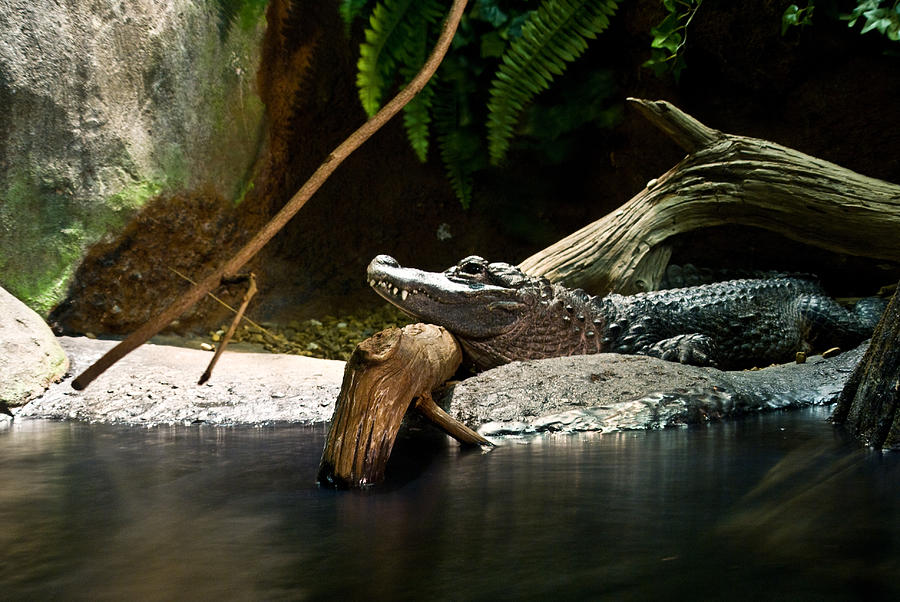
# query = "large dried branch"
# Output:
<box><xmin>519</xmin><ymin>98</ymin><xmax>900</xmax><ymax>295</ymax></box>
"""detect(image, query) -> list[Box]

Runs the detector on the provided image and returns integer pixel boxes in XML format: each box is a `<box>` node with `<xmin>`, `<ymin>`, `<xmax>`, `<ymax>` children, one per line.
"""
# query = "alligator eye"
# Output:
<box><xmin>459</xmin><ymin>261</ymin><xmax>486</xmax><ymax>275</ymax></box>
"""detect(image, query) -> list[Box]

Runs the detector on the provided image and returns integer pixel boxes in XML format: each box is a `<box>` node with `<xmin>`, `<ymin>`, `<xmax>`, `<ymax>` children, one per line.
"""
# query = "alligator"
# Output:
<box><xmin>367</xmin><ymin>255</ymin><xmax>884</xmax><ymax>371</ymax></box>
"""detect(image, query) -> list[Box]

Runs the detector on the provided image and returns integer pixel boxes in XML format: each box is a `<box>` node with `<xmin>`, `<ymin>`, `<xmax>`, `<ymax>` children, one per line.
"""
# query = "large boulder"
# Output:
<box><xmin>0</xmin><ymin>285</ymin><xmax>68</xmax><ymax>406</ymax></box>
<box><xmin>0</xmin><ymin>0</ymin><xmax>267</xmax><ymax>314</ymax></box>
<box><xmin>439</xmin><ymin>346</ymin><xmax>865</xmax><ymax>436</ymax></box>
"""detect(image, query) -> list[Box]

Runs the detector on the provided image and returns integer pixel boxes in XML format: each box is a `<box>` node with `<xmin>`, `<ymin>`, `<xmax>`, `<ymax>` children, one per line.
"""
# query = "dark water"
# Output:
<box><xmin>1</xmin><ymin>408</ymin><xmax>898</xmax><ymax>600</ymax></box>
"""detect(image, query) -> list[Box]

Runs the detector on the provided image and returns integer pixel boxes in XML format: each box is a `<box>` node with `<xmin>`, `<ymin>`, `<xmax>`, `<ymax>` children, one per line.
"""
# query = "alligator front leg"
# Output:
<box><xmin>642</xmin><ymin>333</ymin><xmax>719</xmax><ymax>367</ymax></box>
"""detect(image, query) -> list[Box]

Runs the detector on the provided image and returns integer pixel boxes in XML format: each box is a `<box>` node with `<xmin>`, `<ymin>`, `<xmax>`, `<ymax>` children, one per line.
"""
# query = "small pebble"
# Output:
<box><xmin>795</xmin><ymin>351</ymin><xmax>806</xmax><ymax>364</ymax></box>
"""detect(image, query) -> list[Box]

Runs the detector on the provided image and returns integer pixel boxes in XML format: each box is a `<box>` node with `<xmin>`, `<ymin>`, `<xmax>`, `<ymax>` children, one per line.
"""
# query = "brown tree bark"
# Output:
<box><xmin>519</xmin><ymin>98</ymin><xmax>900</xmax><ymax>296</ymax></box>
<box><xmin>832</xmin><ymin>283</ymin><xmax>900</xmax><ymax>449</ymax></box>
<box><xmin>317</xmin><ymin>323</ymin><xmax>487</xmax><ymax>489</ymax></box>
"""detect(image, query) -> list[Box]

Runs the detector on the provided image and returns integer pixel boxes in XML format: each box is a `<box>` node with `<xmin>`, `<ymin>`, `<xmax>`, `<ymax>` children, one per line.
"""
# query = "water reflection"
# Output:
<box><xmin>1</xmin><ymin>410</ymin><xmax>897</xmax><ymax>599</ymax></box>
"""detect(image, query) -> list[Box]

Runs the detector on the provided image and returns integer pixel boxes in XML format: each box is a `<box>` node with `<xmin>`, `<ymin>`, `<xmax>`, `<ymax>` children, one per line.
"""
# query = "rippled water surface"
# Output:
<box><xmin>2</xmin><ymin>408</ymin><xmax>898</xmax><ymax>600</ymax></box>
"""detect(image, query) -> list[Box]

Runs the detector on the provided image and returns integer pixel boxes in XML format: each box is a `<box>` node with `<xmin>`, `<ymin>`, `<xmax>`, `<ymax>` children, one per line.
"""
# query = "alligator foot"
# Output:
<box><xmin>645</xmin><ymin>333</ymin><xmax>719</xmax><ymax>367</ymax></box>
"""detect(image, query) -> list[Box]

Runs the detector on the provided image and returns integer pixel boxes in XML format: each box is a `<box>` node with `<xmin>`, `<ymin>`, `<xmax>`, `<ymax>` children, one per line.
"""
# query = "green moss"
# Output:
<box><xmin>108</xmin><ymin>180</ymin><xmax>163</xmax><ymax>213</ymax></box>
<box><xmin>213</xmin><ymin>0</ymin><xmax>268</xmax><ymax>40</ymax></box>
<box><xmin>0</xmin><ymin>165</ymin><xmax>166</xmax><ymax>315</ymax></box>
<box><xmin>0</xmin><ymin>2</ymin><xmax>267</xmax><ymax>316</ymax></box>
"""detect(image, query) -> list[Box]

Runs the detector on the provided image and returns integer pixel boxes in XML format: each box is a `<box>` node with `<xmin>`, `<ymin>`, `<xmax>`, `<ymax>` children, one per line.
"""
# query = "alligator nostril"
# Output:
<box><xmin>374</xmin><ymin>255</ymin><xmax>400</xmax><ymax>268</ymax></box>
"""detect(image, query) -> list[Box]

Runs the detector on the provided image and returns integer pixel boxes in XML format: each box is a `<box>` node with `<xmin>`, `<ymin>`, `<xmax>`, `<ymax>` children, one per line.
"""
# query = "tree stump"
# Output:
<box><xmin>317</xmin><ymin>323</ymin><xmax>488</xmax><ymax>488</ymax></box>
<box><xmin>519</xmin><ymin>98</ymin><xmax>900</xmax><ymax>295</ymax></box>
<box><xmin>832</xmin><ymin>282</ymin><xmax>900</xmax><ymax>449</ymax></box>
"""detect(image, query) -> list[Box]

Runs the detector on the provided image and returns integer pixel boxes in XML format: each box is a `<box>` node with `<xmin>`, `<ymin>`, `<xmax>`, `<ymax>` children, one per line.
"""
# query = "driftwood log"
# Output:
<box><xmin>519</xmin><ymin>98</ymin><xmax>900</xmax><ymax>295</ymax></box>
<box><xmin>317</xmin><ymin>323</ymin><xmax>488</xmax><ymax>489</ymax></box>
<box><xmin>832</xmin><ymin>282</ymin><xmax>900</xmax><ymax>449</ymax></box>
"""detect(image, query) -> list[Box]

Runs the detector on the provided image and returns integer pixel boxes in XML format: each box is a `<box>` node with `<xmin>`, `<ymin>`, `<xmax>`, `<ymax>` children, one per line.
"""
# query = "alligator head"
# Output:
<box><xmin>367</xmin><ymin>255</ymin><xmax>602</xmax><ymax>368</ymax></box>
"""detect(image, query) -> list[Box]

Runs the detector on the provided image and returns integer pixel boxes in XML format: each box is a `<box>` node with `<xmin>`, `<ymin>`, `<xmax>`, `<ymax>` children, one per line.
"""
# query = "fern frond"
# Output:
<box><xmin>438</xmin><ymin>126</ymin><xmax>475</xmax><ymax>208</ymax></box>
<box><xmin>356</xmin><ymin>0</ymin><xmax>415</xmax><ymax>117</ymax></box>
<box><xmin>486</xmin><ymin>0</ymin><xmax>621</xmax><ymax>164</ymax></box>
<box><xmin>339</xmin><ymin>0</ymin><xmax>375</xmax><ymax>30</ymax></box>
<box><xmin>434</xmin><ymin>83</ymin><xmax>483</xmax><ymax>208</ymax></box>
<box><xmin>397</xmin><ymin>0</ymin><xmax>444</xmax><ymax>162</ymax></box>
<box><xmin>403</xmin><ymin>82</ymin><xmax>436</xmax><ymax>162</ymax></box>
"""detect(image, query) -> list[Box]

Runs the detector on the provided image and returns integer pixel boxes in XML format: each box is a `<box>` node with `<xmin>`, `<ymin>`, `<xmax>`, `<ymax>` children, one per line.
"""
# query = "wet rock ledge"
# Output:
<box><xmin>8</xmin><ymin>334</ymin><xmax>864</xmax><ymax>434</ymax></box>
<box><xmin>441</xmin><ymin>346</ymin><xmax>864</xmax><ymax>437</ymax></box>
<box><xmin>16</xmin><ymin>337</ymin><xmax>345</xmax><ymax>427</ymax></box>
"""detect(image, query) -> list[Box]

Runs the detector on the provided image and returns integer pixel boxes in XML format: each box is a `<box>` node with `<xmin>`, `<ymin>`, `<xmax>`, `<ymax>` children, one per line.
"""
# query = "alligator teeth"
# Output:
<box><xmin>392</xmin><ymin>287</ymin><xmax>399</xmax><ymax>296</ymax></box>
<box><xmin>401</xmin><ymin>290</ymin><xmax>408</xmax><ymax>301</ymax></box>
<box><xmin>368</xmin><ymin>279</ymin><xmax>376</xmax><ymax>287</ymax></box>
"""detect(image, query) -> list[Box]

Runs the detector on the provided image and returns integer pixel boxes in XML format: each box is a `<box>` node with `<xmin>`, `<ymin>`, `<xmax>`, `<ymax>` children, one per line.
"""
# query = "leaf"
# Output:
<box><xmin>339</xmin><ymin>0</ymin><xmax>375</xmax><ymax>30</ymax></box>
<box><xmin>643</xmin><ymin>0</ymin><xmax>702</xmax><ymax>80</ymax></box>
<box><xmin>402</xmin><ymin>81</ymin><xmax>435</xmax><ymax>162</ymax></box>
<box><xmin>782</xmin><ymin>5</ymin><xmax>800</xmax><ymax>35</ymax></box>
<box><xmin>486</xmin><ymin>0</ymin><xmax>622</xmax><ymax>165</ymax></box>
<box><xmin>434</xmin><ymin>79</ymin><xmax>485</xmax><ymax>208</ymax></box>
<box><xmin>356</xmin><ymin>0</ymin><xmax>415</xmax><ymax>117</ymax></box>
<box><xmin>396</xmin><ymin>0</ymin><xmax>444</xmax><ymax>161</ymax></box>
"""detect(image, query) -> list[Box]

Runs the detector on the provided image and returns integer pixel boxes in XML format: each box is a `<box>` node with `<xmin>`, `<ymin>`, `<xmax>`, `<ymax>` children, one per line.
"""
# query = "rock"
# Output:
<box><xmin>20</xmin><ymin>336</ymin><xmax>344</xmax><ymax>426</ymax></box>
<box><xmin>0</xmin><ymin>286</ymin><xmax>69</xmax><ymax>406</ymax></box>
<box><xmin>0</xmin><ymin>0</ymin><xmax>267</xmax><ymax>314</ymax></box>
<box><xmin>439</xmin><ymin>346</ymin><xmax>866</xmax><ymax>437</ymax></box>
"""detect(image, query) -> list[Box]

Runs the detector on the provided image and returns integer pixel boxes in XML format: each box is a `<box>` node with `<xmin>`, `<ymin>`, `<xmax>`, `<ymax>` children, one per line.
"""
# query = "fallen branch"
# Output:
<box><xmin>519</xmin><ymin>98</ymin><xmax>900</xmax><ymax>295</ymax></box>
<box><xmin>317</xmin><ymin>323</ymin><xmax>485</xmax><ymax>489</ymax></box>
<box><xmin>72</xmin><ymin>0</ymin><xmax>471</xmax><ymax>390</ymax></box>
<box><xmin>198</xmin><ymin>273</ymin><xmax>257</xmax><ymax>385</ymax></box>
<box><xmin>413</xmin><ymin>392</ymin><xmax>488</xmax><ymax>447</ymax></box>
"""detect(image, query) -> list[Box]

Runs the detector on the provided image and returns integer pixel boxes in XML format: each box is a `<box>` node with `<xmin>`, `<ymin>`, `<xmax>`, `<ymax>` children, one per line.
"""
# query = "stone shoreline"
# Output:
<box><xmin>5</xmin><ymin>336</ymin><xmax>862</xmax><ymax>437</ymax></box>
<box><xmin>11</xmin><ymin>337</ymin><xmax>345</xmax><ymax>427</ymax></box>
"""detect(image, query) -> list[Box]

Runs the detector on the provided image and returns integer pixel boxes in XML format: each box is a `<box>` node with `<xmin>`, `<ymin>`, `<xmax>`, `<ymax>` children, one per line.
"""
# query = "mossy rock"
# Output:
<box><xmin>0</xmin><ymin>0</ymin><xmax>267</xmax><ymax>315</ymax></box>
<box><xmin>0</xmin><ymin>286</ymin><xmax>68</xmax><ymax>406</ymax></box>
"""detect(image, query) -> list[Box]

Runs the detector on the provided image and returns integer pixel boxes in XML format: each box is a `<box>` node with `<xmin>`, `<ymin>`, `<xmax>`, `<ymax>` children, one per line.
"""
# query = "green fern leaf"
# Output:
<box><xmin>486</xmin><ymin>0</ymin><xmax>621</xmax><ymax>164</ymax></box>
<box><xmin>356</xmin><ymin>0</ymin><xmax>415</xmax><ymax>117</ymax></box>
<box><xmin>434</xmin><ymin>82</ymin><xmax>485</xmax><ymax>208</ymax></box>
<box><xmin>397</xmin><ymin>0</ymin><xmax>444</xmax><ymax>162</ymax></box>
<box><xmin>339</xmin><ymin>0</ymin><xmax>375</xmax><ymax>30</ymax></box>
<box><xmin>438</xmin><ymin>126</ymin><xmax>475</xmax><ymax>208</ymax></box>
<box><xmin>403</xmin><ymin>82</ymin><xmax>435</xmax><ymax>162</ymax></box>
